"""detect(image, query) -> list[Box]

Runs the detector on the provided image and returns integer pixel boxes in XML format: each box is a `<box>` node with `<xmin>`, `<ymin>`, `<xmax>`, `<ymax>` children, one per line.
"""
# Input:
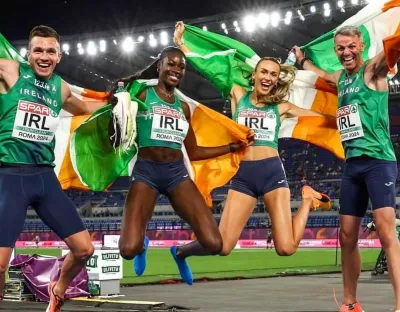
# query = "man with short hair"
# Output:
<box><xmin>0</xmin><ymin>25</ymin><xmax>104</xmax><ymax>311</ymax></box>
<box><xmin>294</xmin><ymin>25</ymin><xmax>400</xmax><ymax>312</ymax></box>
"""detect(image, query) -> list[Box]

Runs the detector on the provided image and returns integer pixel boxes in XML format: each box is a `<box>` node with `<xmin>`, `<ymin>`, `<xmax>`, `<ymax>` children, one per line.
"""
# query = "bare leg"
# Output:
<box><xmin>374</xmin><ymin>207</ymin><xmax>400</xmax><ymax>310</ymax></box>
<box><xmin>177</xmin><ymin>189</ymin><xmax>256</xmax><ymax>257</ymax></box>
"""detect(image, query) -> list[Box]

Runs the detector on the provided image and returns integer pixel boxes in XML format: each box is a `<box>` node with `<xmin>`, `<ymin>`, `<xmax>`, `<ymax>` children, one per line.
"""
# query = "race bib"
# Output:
<box><xmin>12</xmin><ymin>100</ymin><xmax>59</xmax><ymax>143</ymax></box>
<box><xmin>150</xmin><ymin>106</ymin><xmax>189</xmax><ymax>144</ymax></box>
<box><xmin>337</xmin><ymin>103</ymin><xmax>364</xmax><ymax>142</ymax></box>
<box><xmin>237</xmin><ymin>109</ymin><xmax>277</xmax><ymax>142</ymax></box>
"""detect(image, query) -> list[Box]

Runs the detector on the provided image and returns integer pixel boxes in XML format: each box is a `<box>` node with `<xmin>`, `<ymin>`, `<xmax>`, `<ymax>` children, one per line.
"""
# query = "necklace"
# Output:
<box><xmin>157</xmin><ymin>86</ymin><xmax>174</xmax><ymax>98</ymax></box>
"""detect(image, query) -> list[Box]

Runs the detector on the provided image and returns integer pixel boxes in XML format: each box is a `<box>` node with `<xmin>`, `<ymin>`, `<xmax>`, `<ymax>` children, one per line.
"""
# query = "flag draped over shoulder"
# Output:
<box><xmin>182</xmin><ymin>0</ymin><xmax>400</xmax><ymax>160</ymax></box>
<box><xmin>0</xmin><ymin>33</ymin><xmax>251</xmax><ymax>205</ymax></box>
<box><xmin>182</xmin><ymin>25</ymin><xmax>344</xmax><ymax>159</ymax></box>
<box><xmin>71</xmin><ymin>79</ymin><xmax>251</xmax><ymax>205</ymax></box>
<box><xmin>301</xmin><ymin>0</ymin><xmax>400</xmax><ymax>73</ymax></box>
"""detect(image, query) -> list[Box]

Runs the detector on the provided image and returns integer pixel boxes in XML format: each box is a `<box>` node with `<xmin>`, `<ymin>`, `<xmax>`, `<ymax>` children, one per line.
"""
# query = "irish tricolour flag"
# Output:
<box><xmin>0</xmin><ymin>0</ymin><xmax>398</xmax><ymax>204</ymax></box>
<box><xmin>182</xmin><ymin>0</ymin><xmax>400</xmax><ymax>160</ymax></box>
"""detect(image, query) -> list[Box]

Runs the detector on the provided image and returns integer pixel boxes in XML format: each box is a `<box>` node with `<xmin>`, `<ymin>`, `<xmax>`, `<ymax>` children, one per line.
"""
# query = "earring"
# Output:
<box><xmin>251</xmin><ymin>78</ymin><xmax>255</xmax><ymax>85</ymax></box>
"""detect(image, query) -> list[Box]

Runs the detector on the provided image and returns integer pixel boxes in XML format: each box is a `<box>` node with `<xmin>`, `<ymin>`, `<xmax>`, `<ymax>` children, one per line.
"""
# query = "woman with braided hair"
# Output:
<box><xmin>109</xmin><ymin>46</ymin><xmax>252</xmax><ymax>279</ymax></box>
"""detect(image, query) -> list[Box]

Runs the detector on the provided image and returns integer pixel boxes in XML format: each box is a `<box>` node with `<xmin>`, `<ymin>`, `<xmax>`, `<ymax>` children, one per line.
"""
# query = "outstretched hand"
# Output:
<box><xmin>174</xmin><ymin>21</ymin><xmax>185</xmax><ymax>44</ymax></box>
<box><xmin>291</xmin><ymin>45</ymin><xmax>304</xmax><ymax>64</ymax></box>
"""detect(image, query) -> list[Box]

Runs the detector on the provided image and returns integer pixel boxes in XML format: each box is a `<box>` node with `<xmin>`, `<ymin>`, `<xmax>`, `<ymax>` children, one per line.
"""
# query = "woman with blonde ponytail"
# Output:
<box><xmin>169</xmin><ymin>21</ymin><xmax>333</xmax><ymax>286</ymax></box>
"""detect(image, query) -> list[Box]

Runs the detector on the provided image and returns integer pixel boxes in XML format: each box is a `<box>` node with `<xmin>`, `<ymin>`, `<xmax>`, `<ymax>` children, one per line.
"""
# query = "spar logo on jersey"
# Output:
<box><xmin>238</xmin><ymin>109</ymin><xmax>275</xmax><ymax>129</ymax></box>
<box><xmin>152</xmin><ymin>105</ymin><xmax>186</xmax><ymax>132</ymax></box>
<box><xmin>12</xmin><ymin>100</ymin><xmax>60</xmax><ymax>143</ymax></box>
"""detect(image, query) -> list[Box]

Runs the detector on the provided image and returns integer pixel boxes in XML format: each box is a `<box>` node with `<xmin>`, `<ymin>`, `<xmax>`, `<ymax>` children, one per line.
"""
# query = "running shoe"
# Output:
<box><xmin>46</xmin><ymin>282</ymin><xmax>63</xmax><ymax>312</ymax></box>
<box><xmin>338</xmin><ymin>301</ymin><xmax>365</xmax><ymax>312</ymax></box>
<box><xmin>134</xmin><ymin>236</ymin><xmax>149</xmax><ymax>276</ymax></box>
<box><xmin>302</xmin><ymin>185</ymin><xmax>331</xmax><ymax>211</ymax></box>
<box><xmin>170</xmin><ymin>246</ymin><xmax>193</xmax><ymax>285</ymax></box>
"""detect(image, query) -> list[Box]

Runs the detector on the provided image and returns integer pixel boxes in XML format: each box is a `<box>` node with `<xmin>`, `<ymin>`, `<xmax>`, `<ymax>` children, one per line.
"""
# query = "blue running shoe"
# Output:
<box><xmin>170</xmin><ymin>246</ymin><xmax>193</xmax><ymax>285</ymax></box>
<box><xmin>134</xmin><ymin>236</ymin><xmax>149</xmax><ymax>276</ymax></box>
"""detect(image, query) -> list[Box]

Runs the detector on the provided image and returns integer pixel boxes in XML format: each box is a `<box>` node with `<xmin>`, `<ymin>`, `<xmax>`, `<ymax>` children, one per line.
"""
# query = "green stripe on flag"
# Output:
<box><xmin>183</xmin><ymin>25</ymin><xmax>258</xmax><ymax>98</ymax></box>
<box><xmin>72</xmin><ymin>81</ymin><xmax>149</xmax><ymax>190</ymax></box>
<box><xmin>0</xmin><ymin>33</ymin><xmax>27</xmax><ymax>63</ymax></box>
<box><xmin>71</xmin><ymin>104</ymin><xmax>137</xmax><ymax>191</ymax></box>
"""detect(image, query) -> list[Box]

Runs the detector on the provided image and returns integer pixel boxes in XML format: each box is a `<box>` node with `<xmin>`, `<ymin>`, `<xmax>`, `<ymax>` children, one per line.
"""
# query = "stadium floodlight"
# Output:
<box><xmin>221</xmin><ymin>23</ymin><xmax>226</xmax><ymax>29</ymax></box>
<box><xmin>270</xmin><ymin>12</ymin><xmax>280</xmax><ymax>27</ymax></box>
<box><xmin>310</xmin><ymin>5</ymin><xmax>316</xmax><ymax>13</ymax></box>
<box><xmin>243</xmin><ymin>14</ymin><xmax>256</xmax><ymax>32</ymax></box>
<box><xmin>20</xmin><ymin>47</ymin><xmax>27</xmax><ymax>57</ymax></box>
<box><xmin>233</xmin><ymin>20</ymin><xmax>239</xmax><ymax>27</ymax></box>
<box><xmin>122</xmin><ymin>37</ymin><xmax>134</xmax><ymax>52</ymax></box>
<box><xmin>138</xmin><ymin>36</ymin><xmax>144</xmax><ymax>42</ymax></box>
<box><xmin>149</xmin><ymin>34</ymin><xmax>158</xmax><ymax>48</ymax></box>
<box><xmin>324</xmin><ymin>9</ymin><xmax>331</xmax><ymax>17</ymax></box>
<box><xmin>323</xmin><ymin>3</ymin><xmax>330</xmax><ymax>10</ymax></box>
<box><xmin>202</xmin><ymin>26</ymin><xmax>208</xmax><ymax>31</ymax></box>
<box><xmin>87</xmin><ymin>41</ymin><xmax>97</xmax><ymax>56</ymax></box>
<box><xmin>160</xmin><ymin>31</ymin><xmax>168</xmax><ymax>46</ymax></box>
<box><xmin>257</xmin><ymin>12</ymin><xmax>269</xmax><ymax>29</ymax></box>
<box><xmin>284</xmin><ymin>11</ymin><xmax>292</xmax><ymax>25</ymax></box>
<box><xmin>337</xmin><ymin>0</ymin><xmax>344</xmax><ymax>8</ymax></box>
<box><xmin>235</xmin><ymin>27</ymin><xmax>241</xmax><ymax>32</ymax></box>
<box><xmin>62</xmin><ymin>43</ymin><xmax>69</xmax><ymax>52</ymax></box>
<box><xmin>99</xmin><ymin>40</ymin><xmax>106</xmax><ymax>52</ymax></box>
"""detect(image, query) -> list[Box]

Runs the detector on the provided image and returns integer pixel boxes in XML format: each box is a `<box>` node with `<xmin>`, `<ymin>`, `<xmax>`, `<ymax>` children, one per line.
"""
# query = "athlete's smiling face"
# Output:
<box><xmin>334</xmin><ymin>34</ymin><xmax>364</xmax><ymax>73</ymax></box>
<box><xmin>27</xmin><ymin>36</ymin><xmax>62</xmax><ymax>80</ymax></box>
<box><xmin>158</xmin><ymin>51</ymin><xmax>186</xmax><ymax>88</ymax></box>
<box><xmin>252</xmin><ymin>59</ymin><xmax>280</xmax><ymax>96</ymax></box>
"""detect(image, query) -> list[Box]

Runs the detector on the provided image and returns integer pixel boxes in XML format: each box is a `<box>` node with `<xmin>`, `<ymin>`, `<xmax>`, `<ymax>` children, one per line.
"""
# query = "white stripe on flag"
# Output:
<box><xmin>53</xmin><ymin>110</ymin><xmax>73</xmax><ymax>177</ymax></box>
<box><xmin>185</xmin><ymin>49</ymin><xmax>237</xmax><ymax>59</ymax></box>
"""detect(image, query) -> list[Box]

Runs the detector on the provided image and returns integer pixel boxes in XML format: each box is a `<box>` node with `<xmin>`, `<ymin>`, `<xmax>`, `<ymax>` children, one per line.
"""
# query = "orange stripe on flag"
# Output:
<box><xmin>190</xmin><ymin>104</ymin><xmax>251</xmax><ymax>206</ymax></box>
<box><xmin>314</xmin><ymin>77</ymin><xmax>337</xmax><ymax>95</ymax></box>
<box><xmin>58</xmin><ymin>114</ymin><xmax>91</xmax><ymax>190</ymax></box>
<box><xmin>293</xmin><ymin>79</ymin><xmax>344</xmax><ymax>160</ymax></box>
<box><xmin>292</xmin><ymin>116</ymin><xmax>344</xmax><ymax>160</ymax></box>
<box><xmin>82</xmin><ymin>89</ymin><xmax>109</xmax><ymax>101</ymax></box>
<box><xmin>383</xmin><ymin>22</ymin><xmax>400</xmax><ymax>70</ymax></box>
<box><xmin>310</xmin><ymin>88</ymin><xmax>339</xmax><ymax>116</ymax></box>
<box><xmin>383</xmin><ymin>0</ymin><xmax>400</xmax><ymax>12</ymax></box>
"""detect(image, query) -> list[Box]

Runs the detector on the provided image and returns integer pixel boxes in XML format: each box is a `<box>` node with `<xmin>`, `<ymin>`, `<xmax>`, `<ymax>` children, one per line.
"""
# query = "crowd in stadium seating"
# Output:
<box><xmin>24</xmin><ymin>135</ymin><xmax>400</xmax><ymax>231</ymax></box>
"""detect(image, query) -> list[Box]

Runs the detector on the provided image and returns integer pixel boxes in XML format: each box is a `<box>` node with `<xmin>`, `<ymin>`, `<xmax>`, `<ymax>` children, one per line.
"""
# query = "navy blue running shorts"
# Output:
<box><xmin>0</xmin><ymin>166</ymin><xmax>86</xmax><ymax>248</ymax></box>
<box><xmin>132</xmin><ymin>157</ymin><xmax>190</xmax><ymax>194</ymax></box>
<box><xmin>339</xmin><ymin>156</ymin><xmax>397</xmax><ymax>217</ymax></box>
<box><xmin>229</xmin><ymin>156</ymin><xmax>289</xmax><ymax>198</ymax></box>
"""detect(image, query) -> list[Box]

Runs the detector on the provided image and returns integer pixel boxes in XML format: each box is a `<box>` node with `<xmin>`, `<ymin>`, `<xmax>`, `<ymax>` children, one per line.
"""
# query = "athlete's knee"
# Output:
<box><xmin>202</xmin><ymin>235</ymin><xmax>223</xmax><ymax>256</ymax></box>
<box><xmin>119</xmin><ymin>239</ymin><xmax>144</xmax><ymax>260</ymax></box>
<box><xmin>275</xmin><ymin>243</ymin><xmax>297</xmax><ymax>256</ymax></box>
<box><xmin>377</xmin><ymin>227</ymin><xmax>398</xmax><ymax>250</ymax></box>
<box><xmin>72</xmin><ymin>242</ymin><xmax>94</xmax><ymax>262</ymax></box>
<box><xmin>339</xmin><ymin>228</ymin><xmax>358</xmax><ymax>249</ymax></box>
<box><xmin>0</xmin><ymin>263</ymin><xmax>8</xmax><ymax>275</ymax></box>
<box><xmin>219</xmin><ymin>244</ymin><xmax>234</xmax><ymax>256</ymax></box>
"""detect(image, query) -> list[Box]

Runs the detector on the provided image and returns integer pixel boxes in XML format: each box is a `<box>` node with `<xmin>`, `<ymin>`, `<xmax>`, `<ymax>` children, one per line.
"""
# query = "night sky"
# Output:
<box><xmin>2</xmin><ymin>0</ymin><xmax>284</xmax><ymax>40</ymax></box>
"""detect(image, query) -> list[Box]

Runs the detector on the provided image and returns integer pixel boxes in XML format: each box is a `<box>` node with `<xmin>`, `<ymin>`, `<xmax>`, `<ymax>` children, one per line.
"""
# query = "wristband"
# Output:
<box><xmin>300</xmin><ymin>57</ymin><xmax>311</xmax><ymax>68</ymax></box>
<box><xmin>229</xmin><ymin>143</ymin><xmax>236</xmax><ymax>153</ymax></box>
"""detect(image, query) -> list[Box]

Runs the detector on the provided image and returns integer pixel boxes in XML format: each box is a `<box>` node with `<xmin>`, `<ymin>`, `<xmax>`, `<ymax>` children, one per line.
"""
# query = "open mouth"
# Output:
<box><xmin>168</xmin><ymin>73</ymin><xmax>180</xmax><ymax>83</ymax></box>
<box><xmin>37</xmin><ymin>63</ymin><xmax>51</xmax><ymax>69</ymax></box>
<box><xmin>260</xmin><ymin>81</ymin><xmax>272</xmax><ymax>91</ymax></box>
<box><xmin>342</xmin><ymin>56</ymin><xmax>355</xmax><ymax>66</ymax></box>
